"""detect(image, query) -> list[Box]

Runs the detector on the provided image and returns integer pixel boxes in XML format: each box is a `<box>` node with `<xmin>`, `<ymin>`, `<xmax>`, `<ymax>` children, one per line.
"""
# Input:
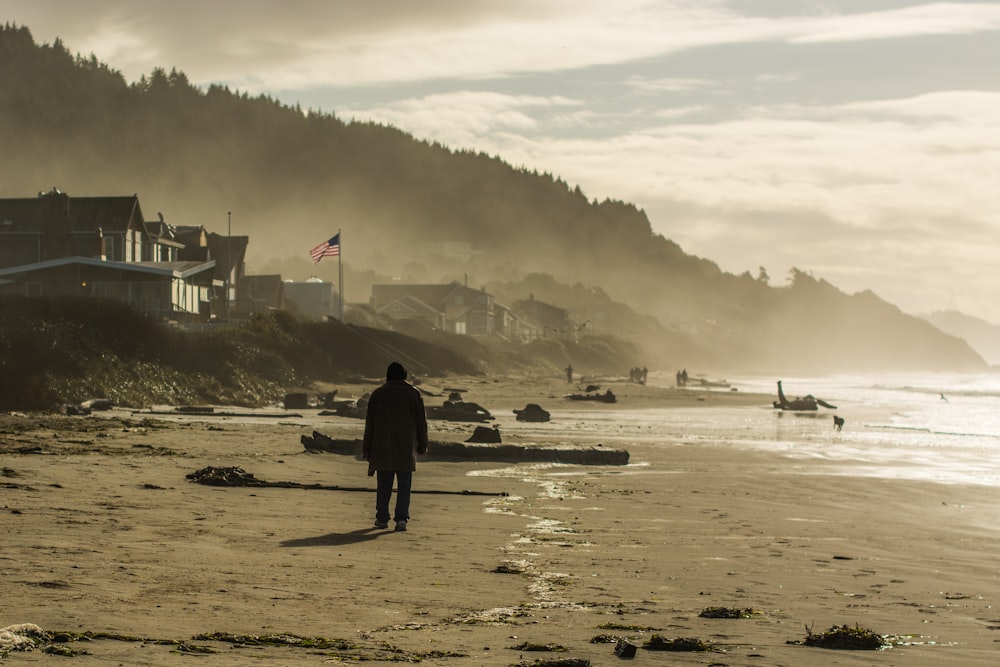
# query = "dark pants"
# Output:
<box><xmin>375</xmin><ymin>470</ymin><xmax>412</xmax><ymax>523</ymax></box>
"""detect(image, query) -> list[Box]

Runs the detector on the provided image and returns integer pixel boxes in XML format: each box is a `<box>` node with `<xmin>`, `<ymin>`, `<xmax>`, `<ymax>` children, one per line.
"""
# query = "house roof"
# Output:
<box><xmin>372</xmin><ymin>281</ymin><xmax>490</xmax><ymax>309</ymax></box>
<box><xmin>0</xmin><ymin>256</ymin><xmax>215</xmax><ymax>279</ymax></box>
<box><xmin>173</xmin><ymin>225</ymin><xmax>207</xmax><ymax>249</ymax></box>
<box><xmin>513</xmin><ymin>297</ymin><xmax>567</xmax><ymax>318</ymax></box>
<box><xmin>205</xmin><ymin>232</ymin><xmax>249</xmax><ymax>277</ymax></box>
<box><xmin>376</xmin><ymin>294</ymin><xmax>443</xmax><ymax>318</ymax></box>
<box><xmin>70</xmin><ymin>197</ymin><xmax>144</xmax><ymax>233</ymax></box>
<box><xmin>0</xmin><ymin>191</ymin><xmax>146</xmax><ymax>235</ymax></box>
<box><xmin>0</xmin><ymin>199</ymin><xmax>43</xmax><ymax>232</ymax></box>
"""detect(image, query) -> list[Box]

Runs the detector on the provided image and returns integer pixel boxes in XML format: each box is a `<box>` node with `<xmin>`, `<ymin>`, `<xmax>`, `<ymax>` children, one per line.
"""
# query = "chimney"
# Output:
<box><xmin>37</xmin><ymin>188</ymin><xmax>71</xmax><ymax>260</ymax></box>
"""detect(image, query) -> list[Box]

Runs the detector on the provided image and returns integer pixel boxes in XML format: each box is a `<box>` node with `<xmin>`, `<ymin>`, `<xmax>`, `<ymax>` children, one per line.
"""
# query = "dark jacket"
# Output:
<box><xmin>363</xmin><ymin>379</ymin><xmax>429</xmax><ymax>475</ymax></box>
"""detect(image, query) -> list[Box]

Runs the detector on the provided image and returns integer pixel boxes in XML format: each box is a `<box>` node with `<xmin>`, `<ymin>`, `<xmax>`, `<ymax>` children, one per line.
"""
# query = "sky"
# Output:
<box><xmin>4</xmin><ymin>0</ymin><xmax>999</xmax><ymax>322</ymax></box>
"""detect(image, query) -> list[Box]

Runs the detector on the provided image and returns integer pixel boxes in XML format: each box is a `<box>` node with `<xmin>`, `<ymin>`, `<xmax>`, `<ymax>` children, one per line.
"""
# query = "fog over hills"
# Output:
<box><xmin>923</xmin><ymin>311</ymin><xmax>1000</xmax><ymax>367</ymax></box>
<box><xmin>0</xmin><ymin>24</ymin><xmax>986</xmax><ymax>375</ymax></box>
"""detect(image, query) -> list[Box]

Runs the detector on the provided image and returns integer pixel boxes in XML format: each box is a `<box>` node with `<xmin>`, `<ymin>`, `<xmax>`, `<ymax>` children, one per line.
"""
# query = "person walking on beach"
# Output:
<box><xmin>363</xmin><ymin>361</ymin><xmax>429</xmax><ymax>532</ymax></box>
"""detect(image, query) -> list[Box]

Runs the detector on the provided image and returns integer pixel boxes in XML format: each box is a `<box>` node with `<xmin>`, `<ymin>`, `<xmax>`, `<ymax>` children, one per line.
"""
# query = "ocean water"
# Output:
<box><xmin>495</xmin><ymin>373</ymin><xmax>1000</xmax><ymax>487</ymax></box>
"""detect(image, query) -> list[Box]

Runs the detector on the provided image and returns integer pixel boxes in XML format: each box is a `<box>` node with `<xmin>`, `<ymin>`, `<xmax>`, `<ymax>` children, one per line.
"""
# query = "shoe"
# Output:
<box><xmin>394</xmin><ymin>520</ymin><xmax>407</xmax><ymax>532</ymax></box>
<box><xmin>374</xmin><ymin>520</ymin><xmax>389</xmax><ymax>529</ymax></box>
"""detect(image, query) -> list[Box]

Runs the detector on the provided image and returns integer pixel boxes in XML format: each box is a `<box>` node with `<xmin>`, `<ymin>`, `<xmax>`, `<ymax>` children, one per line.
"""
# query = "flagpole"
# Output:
<box><xmin>338</xmin><ymin>228</ymin><xmax>344</xmax><ymax>321</ymax></box>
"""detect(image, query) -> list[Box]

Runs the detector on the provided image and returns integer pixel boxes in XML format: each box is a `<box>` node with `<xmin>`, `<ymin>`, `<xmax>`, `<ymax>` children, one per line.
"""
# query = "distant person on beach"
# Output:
<box><xmin>363</xmin><ymin>361</ymin><xmax>429</xmax><ymax>532</ymax></box>
<box><xmin>566</xmin><ymin>364</ymin><xmax>573</xmax><ymax>384</ymax></box>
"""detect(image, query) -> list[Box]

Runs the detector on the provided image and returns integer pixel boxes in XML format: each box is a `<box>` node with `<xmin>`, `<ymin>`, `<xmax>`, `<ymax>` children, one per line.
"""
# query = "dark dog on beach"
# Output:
<box><xmin>832</xmin><ymin>415</ymin><xmax>845</xmax><ymax>431</ymax></box>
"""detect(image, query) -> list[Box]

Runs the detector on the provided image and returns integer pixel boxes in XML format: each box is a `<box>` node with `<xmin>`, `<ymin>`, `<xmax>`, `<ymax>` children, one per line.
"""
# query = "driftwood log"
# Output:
<box><xmin>300</xmin><ymin>431</ymin><xmax>629</xmax><ymax>466</ymax></box>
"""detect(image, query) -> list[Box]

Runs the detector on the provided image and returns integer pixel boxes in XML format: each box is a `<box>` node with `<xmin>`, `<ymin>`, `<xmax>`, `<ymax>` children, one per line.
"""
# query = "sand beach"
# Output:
<box><xmin>2</xmin><ymin>374</ymin><xmax>1000</xmax><ymax>665</ymax></box>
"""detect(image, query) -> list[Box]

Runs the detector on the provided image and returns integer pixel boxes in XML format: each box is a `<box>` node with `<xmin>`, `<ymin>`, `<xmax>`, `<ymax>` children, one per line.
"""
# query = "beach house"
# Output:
<box><xmin>0</xmin><ymin>189</ymin><xmax>221</xmax><ymax>319</ymax></box>
<box><xmin>370</xmin><ymin>281</ymin><xmax>497</xmax><ymax>335</ymax></box>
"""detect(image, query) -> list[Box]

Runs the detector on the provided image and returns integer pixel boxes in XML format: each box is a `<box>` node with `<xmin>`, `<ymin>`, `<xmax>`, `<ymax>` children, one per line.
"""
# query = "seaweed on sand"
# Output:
<box><xmin>509</xmin><ymin>641</ymin><xmax>567</xmax><ymax>651</ymax></box>
<box><xmin>512</xmin><ymin>659</ymin><xmax>591</xmax><ymax>667</ymax></box>
<box><xmin>801</xmin><ymin>624</ymin><xmax>889</xmax><ymax>650</ymax></box>
<box><xmin>193</xmin><ymin>632</ymin><xmax>357</xmax><ymax>649</ymax></box>
<box><xmin>595</xmin><ymin>622</ymin><xmax>659</xmax><ymax>631</ymax></box>
<box><xmin>186</xmin><ymin>466</ymin><xmax>268</xmax><ymax>487</ymax></box>
<box><xmin>32</xmin><ymin>630</ymin><xmax>217</xmax><ymax>655</ymax></box>
<box><xmin>494</xmin><ymin>562</ymin><xmax>527</xmax><ymax>574</ymax></box>
<box><xmin>17</xmin><ymin>627</ymin><xmax>464</xmax><ymax>661</ymax></box>
<box><xmin>643</xmin><ymin>635</ymin><xmax>717</xmax><ymax>652</ymax></box>
<box><xmin>194</xmin><ymin>632</ymin><xmax>467</xmax><ymax>660</ymax></box>
<box><xmin>699</xmin><ymin>606</ymin><xmax>761</xmax><ymax>619</ymax></box>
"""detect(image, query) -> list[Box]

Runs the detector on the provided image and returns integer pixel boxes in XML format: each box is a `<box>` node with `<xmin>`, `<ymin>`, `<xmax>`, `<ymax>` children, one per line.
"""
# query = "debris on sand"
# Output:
<box><xmin>466</xmin><ymin>425</ymin><xmax>501</xmax><ymax>443</ymax></box>
<box><xmin>514</xmin><ymin>403</ymin><xmax>551</xmax><ymax>422</ymax></box>
<box><xmin>642</xmin><ymin>635</ymin><xmax>716</xmax><ymax>652</ymax></box>
<box><xmin>614</xmin><ymin>638</ymin><xmax>637</xmax><ymax>658</ymax></box>
<box><xmin>493</xmin><ymin>561</ymin><xmax>528</xmax><ymax>574</ymax></box>
<box><xmin>596</xmin><ymin>622</ymin><xmax>659</xmax><ymax>632</ymax></box>
<box><xmin>1</xmin><ymin>625</ymin><xmax>466</xmax><ymax>661</ymax></box>
<box><xmin>800</xmin><ymin>624</ymin><xmax>889</xmax><ymax>650</ymax></box>
<box><xmin>509</xmin><ymin>641</ymin><xmax>567</xmax><ymax>652</ymax></box>
<box><xmin>300</xmin><ymin>431</ymin><xmax>361</xmax><ymax>455</ymax></box>
<box><xmin>699</xmin><ymin>606</ymin><xmax>760</xmax><ymax>619</ymax></box>
<box><xmin>186</xmin><ymin>465</ymin><xmax>508</xmax><ymax>497</ymax></box>
<box><xmin>1</xmin><ymin>623</ymin><xmax>49</xmax><ymax>655</ymax></box>
<box><xmin>565</xmin><ymin>389</ymin><xmax>616</xmax><ymax>403</ymax></box>
<box><xmin>426</xmin><ymin>392</ymin><xmax>494</xmax><ymax>422</ymax></box>
<box><xmin>194</xmin><ymin>632</ymin><xmax>356</xmax><ymax>650</ymax></box>
<box><xmin>186</xmin><ymin>466</ymin><xmax>267</xmax><ymax>487</ymax></box>
<box><xmin>319</xmin><ymin>392</ymin><xmax>369</xmax><ymax>419</ymax></box>
<box><xmin>512</xmin><ymin>658</ymin><xmax>591</xmax><ymax>667</ymax></box>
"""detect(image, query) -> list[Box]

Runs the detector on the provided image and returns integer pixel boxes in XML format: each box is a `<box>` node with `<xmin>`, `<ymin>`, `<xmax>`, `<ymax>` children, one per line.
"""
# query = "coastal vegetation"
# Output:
<box><xmin>0</xmin><ymin>296</ymin><xmax>636</xmax><ymax>410</ymax></box>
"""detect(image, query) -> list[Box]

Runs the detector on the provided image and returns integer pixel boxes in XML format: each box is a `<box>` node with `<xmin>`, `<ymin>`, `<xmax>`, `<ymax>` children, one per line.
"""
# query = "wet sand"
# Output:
<box><xmin>3</xmin><ymin>375</ymin><xmax>1000</xmax><ymax>665</ymax></box>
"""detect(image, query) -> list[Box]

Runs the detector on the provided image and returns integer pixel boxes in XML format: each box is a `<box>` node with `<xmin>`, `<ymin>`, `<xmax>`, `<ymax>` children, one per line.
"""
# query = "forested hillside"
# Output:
<box><xmin>924</xmin><ymin>311</ymin><xmax>1000</xmax><ymax>367</ymax></box>
<box><xmin>0</xmin><ymin>24</ymin><xmax>985</xmax><ymax>374</ymax></box>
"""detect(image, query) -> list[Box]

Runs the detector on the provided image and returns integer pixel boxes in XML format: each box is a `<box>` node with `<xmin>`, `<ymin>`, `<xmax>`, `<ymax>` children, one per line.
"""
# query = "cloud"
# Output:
<box><xmin>791</xmin><ymin>2</ymin><xmax>1000</xmax><ymax>43</ymax></box>
<box><xmin>9</xmin><ymin>0</ymin><xmax>1000</xmax><ymax>92</ymax></box>
<box><xmin>625</xmin><ymin>76</ymin><xmax>718</xmax><ymax>94</ymax></box>
<box><xmin>842</xmin><ymin>89</ymin><xmax>1000</xmax><ymax>123</ymax></box>
<box><xmin>340</xmin><ymin>91</ymin><xmax>583</xmax><ymax>148</ymax></box>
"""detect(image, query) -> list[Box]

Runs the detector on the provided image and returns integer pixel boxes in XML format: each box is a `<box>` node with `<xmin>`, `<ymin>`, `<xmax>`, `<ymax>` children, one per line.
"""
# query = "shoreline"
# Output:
<box><xmin>3</xmin><ymin>379</ymin><xmax>999</xmax><ymax>665</ymax></box>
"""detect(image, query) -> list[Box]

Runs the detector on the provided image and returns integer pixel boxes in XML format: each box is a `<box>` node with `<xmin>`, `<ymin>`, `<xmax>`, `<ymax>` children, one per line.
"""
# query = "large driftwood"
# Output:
<box><xmin>136</xmin><ymin>407</ymin><xmax>303</xmax><ymax>418</ymax></box>
<box><xmin>773</xmin><ymin>380</ymin><xmax>837</xmax><ymax>411</ymax></box>
<box><xmin>300</xmin><ymin>431</ymin><xmax>629</xmax><ymax>466</ymax></box>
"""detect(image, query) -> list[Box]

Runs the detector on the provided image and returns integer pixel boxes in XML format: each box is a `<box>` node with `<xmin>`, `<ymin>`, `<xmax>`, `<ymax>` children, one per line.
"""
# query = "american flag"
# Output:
<box><xmin>310</xmin><ymin>233</ymin><xmax>340</xmax><ymax>263</ymax></box>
